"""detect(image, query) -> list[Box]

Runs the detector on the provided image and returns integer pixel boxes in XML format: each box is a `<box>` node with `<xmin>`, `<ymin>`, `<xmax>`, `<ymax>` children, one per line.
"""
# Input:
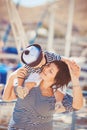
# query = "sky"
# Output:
<box><xmin>12</xmin><ymin>0</ymin><xmax>54</xmax><ymax>7</ymax></box>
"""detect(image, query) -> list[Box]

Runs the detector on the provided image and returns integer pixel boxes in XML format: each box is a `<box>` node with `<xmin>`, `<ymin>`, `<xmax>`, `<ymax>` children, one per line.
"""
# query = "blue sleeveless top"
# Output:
<box><xmin>8</xmin><ymin>87</ymin><xmax>56</xmax><ymax>130</ymax></box>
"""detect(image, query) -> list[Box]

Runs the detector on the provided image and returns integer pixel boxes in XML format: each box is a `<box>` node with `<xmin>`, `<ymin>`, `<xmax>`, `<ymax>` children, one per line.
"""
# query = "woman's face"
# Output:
<box><xmin>40</xmin><ymin>63</ymin><xmax>59</xmax><ymax>84</ymax></box>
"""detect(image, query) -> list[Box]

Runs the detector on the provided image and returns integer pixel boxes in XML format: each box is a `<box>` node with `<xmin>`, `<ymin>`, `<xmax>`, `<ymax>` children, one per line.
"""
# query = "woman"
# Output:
<box><xmin>3</xmin><ymin>59</ymin><xmax>83</xmax><ymax>130</ymax></box>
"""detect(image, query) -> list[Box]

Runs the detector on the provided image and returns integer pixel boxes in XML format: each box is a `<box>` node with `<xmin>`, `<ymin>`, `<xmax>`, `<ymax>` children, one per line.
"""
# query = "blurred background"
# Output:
<box><xmin>0</xmin><ymin>0</ymin><xmax>87</xmax><ymax>130</ymax></box>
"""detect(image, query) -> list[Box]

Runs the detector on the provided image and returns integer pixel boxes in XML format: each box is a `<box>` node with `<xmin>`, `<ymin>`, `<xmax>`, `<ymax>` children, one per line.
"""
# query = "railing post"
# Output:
<box><xmin>71</xmin><ymin>111</ymin><xmax>76</xmax><ymax>130</ymax></box>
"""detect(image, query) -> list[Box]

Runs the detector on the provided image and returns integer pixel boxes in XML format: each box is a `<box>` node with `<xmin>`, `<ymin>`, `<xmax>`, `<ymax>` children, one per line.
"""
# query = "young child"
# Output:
<box><xmin>14</xmin><ymin>44</ymin><xmax>64</xmax><ymax>99</ymax></box>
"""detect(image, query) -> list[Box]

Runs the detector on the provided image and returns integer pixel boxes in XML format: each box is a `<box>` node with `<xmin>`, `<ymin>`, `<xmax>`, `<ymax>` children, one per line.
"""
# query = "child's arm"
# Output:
<box><xmin>15</xmin><ymin>67</ymin><xmax>37</xmax><ymax>99</ymax></box>
<box><xmin>17</xmin><ymin>67</ymin><xmax>28</xmax><ymax>86</ymax></box>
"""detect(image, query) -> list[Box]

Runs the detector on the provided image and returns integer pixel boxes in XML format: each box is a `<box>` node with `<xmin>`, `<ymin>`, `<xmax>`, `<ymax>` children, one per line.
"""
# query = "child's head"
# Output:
<box><xmin>21</xmin><ymin>44</ymin><xmax>43</xmax><ymax>67</ymax></box>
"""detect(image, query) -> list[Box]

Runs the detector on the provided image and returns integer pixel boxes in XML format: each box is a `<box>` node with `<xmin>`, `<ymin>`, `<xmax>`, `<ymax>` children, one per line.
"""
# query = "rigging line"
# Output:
<box><xmin>29</xmin><ymin>6</ymin><xmax>49</xmax><ymax>45</ymax></box>
<box><xmin>2</xmin><ymin>0</ymin><xmax>21</xmax><ymax>45</ymax></box>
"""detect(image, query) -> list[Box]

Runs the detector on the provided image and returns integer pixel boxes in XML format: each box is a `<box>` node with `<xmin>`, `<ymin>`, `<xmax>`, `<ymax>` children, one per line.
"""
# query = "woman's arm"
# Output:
<box><xmin>2</xmin><ymin>72</ymin><xmax>17</xmax><ymax>101</ymax></box>
<box><xmin>62</xmin><ymin>58</ymin><xmax>83</xmax><ymax>110</ymax></box>
<box><xmin>2</xmin><ymin>67</ymin><xmax>28</xmax><ymax>101</ymax></box>
<box><xmin>71</xmin><ymin>76</ymin><xmax>83</xmax><ymax>110</ymax></box>
<box><xmin>55</xmin><ymin>58</ymin><xmax>83</xmax><ymax>113</ymax></box>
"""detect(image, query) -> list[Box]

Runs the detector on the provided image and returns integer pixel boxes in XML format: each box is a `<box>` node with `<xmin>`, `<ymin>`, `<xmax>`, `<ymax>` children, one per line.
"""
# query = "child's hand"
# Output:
<box><xmin>17</xmin><ymin>67</ymin><xmax>28</xmax><ymax>79</ymax></box>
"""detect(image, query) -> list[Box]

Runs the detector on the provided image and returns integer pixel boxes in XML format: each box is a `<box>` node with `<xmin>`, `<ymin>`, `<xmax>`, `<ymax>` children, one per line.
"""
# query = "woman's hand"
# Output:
<box><xmin>62</xmin><ymin>58</ymin><xmax>80</xmax><ymax>79</ymax></box>
<box><xmin>62</xmin><ymin>57</ymin><xmax>81</xmax><ymax>86</ymax></box>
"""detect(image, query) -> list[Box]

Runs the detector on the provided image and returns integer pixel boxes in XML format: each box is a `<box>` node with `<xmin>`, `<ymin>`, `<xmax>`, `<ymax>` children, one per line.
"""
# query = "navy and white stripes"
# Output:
<box><xmin>25</xmin><ymin>51</ymin><xmax>61</xmax><ymax>74</ymax></box>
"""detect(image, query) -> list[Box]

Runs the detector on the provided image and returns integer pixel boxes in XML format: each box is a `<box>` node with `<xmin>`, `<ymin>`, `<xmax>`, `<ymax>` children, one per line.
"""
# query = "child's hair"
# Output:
<box><xmin>53</xmin><ymin>60</ymin><xmax>71</xmax><ymax>88</ymax></box>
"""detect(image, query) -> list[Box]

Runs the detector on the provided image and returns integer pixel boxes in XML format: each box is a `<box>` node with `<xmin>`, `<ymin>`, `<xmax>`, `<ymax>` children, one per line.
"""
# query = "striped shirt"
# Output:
<box><xmin>25</xmin><ymin>51</ymin><xmax>61</xmax><ymax>73</ymax></box>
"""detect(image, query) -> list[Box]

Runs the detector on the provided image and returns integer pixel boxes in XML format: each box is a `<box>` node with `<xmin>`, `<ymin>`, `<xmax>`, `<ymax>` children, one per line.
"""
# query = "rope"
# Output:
<box><xmin>29</xmin><ymin>7</ymin><xmax>48</xmax><ymax>45</ymax></box>
<box><xmin>2</xmin><ymin>0</ymin><xmax>21</xmax><ymax>44</ymax></box>
<box><xmin>2</xmin><ymin>24</ymin><xmax>11</xmax><ymax>44</ymax></box>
